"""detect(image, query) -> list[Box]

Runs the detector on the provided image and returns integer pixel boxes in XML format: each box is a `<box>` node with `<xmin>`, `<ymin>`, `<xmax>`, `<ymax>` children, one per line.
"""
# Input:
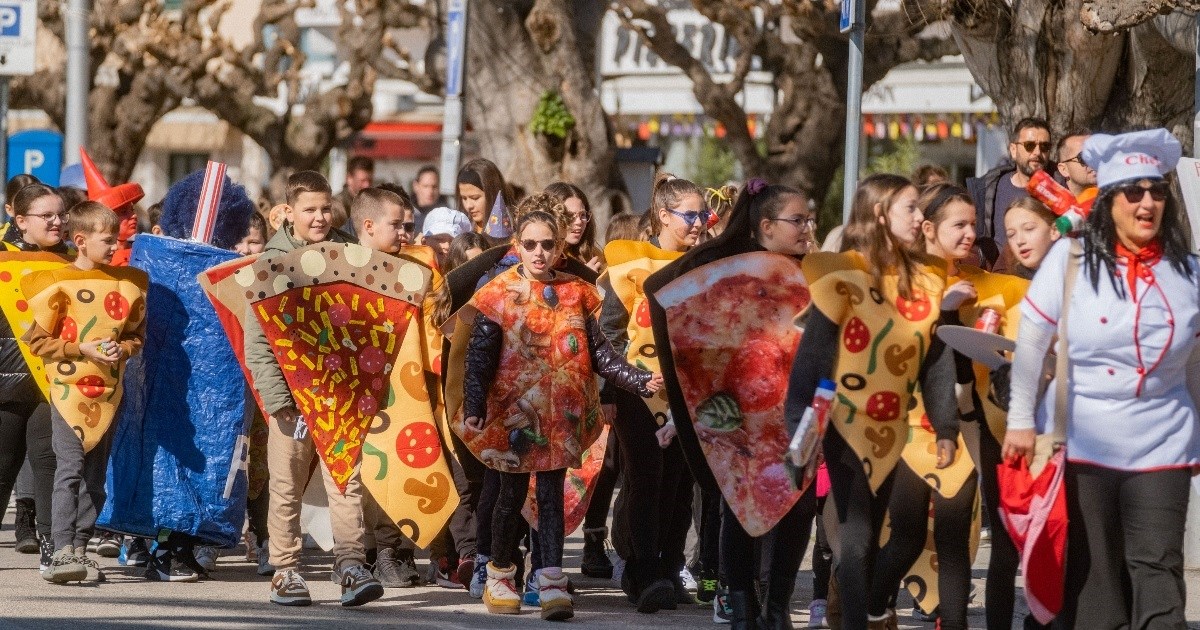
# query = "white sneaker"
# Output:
<box><xmin>538</xmin><ymin>570</ymin><xmax>574</xmax><ymax>621</ymax></box>
<box><xmin>194</xmin><ymin>546</ymin><xmax>219</xmax><ymax>573</ymax></box>
<box><xmin>680</xmin><ymin>566</ymin><xmax>697</xmax><ymax>590</ymax></box>
<box><xmin>612</xmin><ymin>555</ymin><xmax>626</xmax><ymax>586</ymax></box>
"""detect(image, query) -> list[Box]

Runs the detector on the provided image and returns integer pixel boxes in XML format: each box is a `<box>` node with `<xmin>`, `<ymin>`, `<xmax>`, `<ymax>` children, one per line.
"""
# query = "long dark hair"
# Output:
<box><xmin>544</xmin><ymin>181</ymin><xmax>601</xmax><ymax>265</ymax></box>
<box><xmin>1082</xmin><ymin>182</ymin><xmax>1194</xmax><ymax>297</ymax></box>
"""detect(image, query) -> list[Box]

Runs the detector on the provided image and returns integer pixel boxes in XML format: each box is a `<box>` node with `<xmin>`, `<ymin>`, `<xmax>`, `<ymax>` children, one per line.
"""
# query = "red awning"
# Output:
<box><xmin>350</xmin><ymin>121</ymin><xmax>443</xmax><ymax>160</ymax></box>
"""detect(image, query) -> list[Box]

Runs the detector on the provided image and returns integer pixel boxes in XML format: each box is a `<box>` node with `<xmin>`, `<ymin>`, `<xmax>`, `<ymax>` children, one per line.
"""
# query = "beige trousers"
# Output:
<box><xmin>266</xmin><ymin>414</ymin><xmax>366</xmax><ymax>571</ymax></box>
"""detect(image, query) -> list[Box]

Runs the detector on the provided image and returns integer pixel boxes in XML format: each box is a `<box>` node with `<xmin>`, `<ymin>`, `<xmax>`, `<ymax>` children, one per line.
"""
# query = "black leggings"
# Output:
<box><xmin>610</xmin><ymin>388</ymin><xmax>694</xmax><ymax>586</ymax></box>
<box><xmin>477</xmin><ymin>467</ymin><xmax>501</xmax><ymax>557</ymax></box>
<box><xmin>824</xmin><ymin>427</ymin><xmax>896</xmax><ymax>630</ymax></box>
<box><xmin>977</xmin><ymin>420</ymin><xmax>1021</xmax><ymax>630</ymax></box>
<box><xmin>869</xmin><ymin>460</ymin><xmax>977</xmax><ymax>630</ymax></box>
<box><xmin>0</xmin><ymin>401</ymin><xmax>54</xmax><ymax>539</ymax></box>
<box><xmin>721</xmin><ymin>482</ymin><xmax>816</xmax><ymax>594</ymax></box>
<box><xmin>813</xmin><ymin>495</ymin><xmax>832</xmax><ymax>600</ymax></box>
<box><xmin>582</xmin><ymin>427</ymin><xmax>620</xmax><ymax>530</ymax></box>
<box><xmin>491</xmin><ymin>469</ymin><xmax>565</xmax><ymax>570</ymax></box>
<box><xmin>697</xmin><ymin>483</ymin><xmax>720</xmax><ymax>576</ymax></box>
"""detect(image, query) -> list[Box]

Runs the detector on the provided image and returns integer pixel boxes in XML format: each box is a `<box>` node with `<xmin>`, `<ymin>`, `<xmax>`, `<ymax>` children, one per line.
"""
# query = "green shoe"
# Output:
<box><xmin>43</xmin><ymin>546</ymin><xmax>88</xmax><ymax>583</ymax></box>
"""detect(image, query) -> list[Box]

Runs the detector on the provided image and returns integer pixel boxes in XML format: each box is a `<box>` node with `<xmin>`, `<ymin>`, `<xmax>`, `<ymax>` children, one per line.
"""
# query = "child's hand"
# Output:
<box><xmin>80</xmin><ymin>340</ymin><xmax>116</xmax><ymax>365</ymax></box>
<box><xmin>644</xmin><ymin>373</ymin><xmax>664</xmax><ymax>394</ymax></box>
<box><xmin>465</xmin><ymin>416</ymin><xmax>485</xmax><ymax>432</ymax></box>
<box><xmin>941</xmin><ymin>280</ymin><xmax>977</xmax><ymax>311</ymax></box>
<box><xmin>655</xmin><ymin>423</ymin><xmax>677</xmax><ymax>448</ymax></box>
<box><xmin>935</xmin><ymin>438</ymin><xmax>957</xmax><ymax>469</ymax></box>
<box><xmin>585</xmin><ymin>256</ymin><xmax>602</xmax><ymax>273</ymax></box>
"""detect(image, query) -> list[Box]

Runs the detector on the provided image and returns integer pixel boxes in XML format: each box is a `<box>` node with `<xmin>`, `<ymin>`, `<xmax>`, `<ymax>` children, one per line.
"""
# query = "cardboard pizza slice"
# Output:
<box><xmin>235</xmin><ymin>242</ymin><xmax>432</xmax><ymax>492</ymax></box>
<box><xmin>522</xmin><ymin>424</ymin><xmax>609</xmax><ymax>535</ymax></box>
<box><xmin>0</xmin><ymin>251</ymin><xmax>72</xmax><ymax>401</ymax></box>
<box><xmin>656</xmin><ymin>251</ymin><xmax>810</xmax><ymax>537</ymax></box>
<box><xmin>603</xmin><ymin>240</ymin><xmax>684</xmax><ymax>426</ymax></box>
<box><xmin>197</xmin><ymin>254</ymin><xmax>264</xmax><ymax>413</ymax></box>
<box><xmin>359</xmin><ymin>252</ymin><xmax>459</xmax><ymax>549</ymax></box>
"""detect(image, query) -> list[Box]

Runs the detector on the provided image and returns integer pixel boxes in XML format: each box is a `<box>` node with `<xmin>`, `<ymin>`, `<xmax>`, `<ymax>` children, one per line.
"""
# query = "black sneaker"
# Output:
<box><xmin>580</xmin><ymin>527</ymin><xmax>614</xmax><ymax>579</ymax></box>
<box><xmin>120</xmin><ymin>537</ymin><xmax>151</xmax><ymax>567</ymax></box>
<box><xmin>696</xmin><ymin>569</ymin><xmax>719</xmax><ymax>604</ymax></box>
<box><xmin>333</xmin><ymin>563</ymin><xmax>384</xmax><ymax>606</ymax></box>
<box><xmin>96</xmin><ymin>532</ymin><xmax>121</xmax><ymax>558</ymax></box>
<box><xmin>637</xmin><ymin>578</ymin><xmax>675</xmax><ymax>614</ymax></box>
<box><xmin>38</xmin><ymin>537</ymin><xmax>54</xmax><ymax>574</ymax></box>
<box><xmin>372</xmin><ymin>548</ymin><xmax>419</xmax><ymax>588</ymax></box>
<box><xmin>394</xmin><ymin>549</ymin><xmax>421</xmax><ymax>587</ymax></box>
<box><xmin>145</xmin><ymin>547</ymin><xmax>199</xmax><ymax>582</ymax></box>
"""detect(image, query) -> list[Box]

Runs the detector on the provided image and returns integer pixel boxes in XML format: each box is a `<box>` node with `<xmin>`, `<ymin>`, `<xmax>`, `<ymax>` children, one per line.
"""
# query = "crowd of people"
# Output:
<box><xmin>0</xmin><ymin>120</ymin><xmax>1195</xmax><ymax>630</ymax></box>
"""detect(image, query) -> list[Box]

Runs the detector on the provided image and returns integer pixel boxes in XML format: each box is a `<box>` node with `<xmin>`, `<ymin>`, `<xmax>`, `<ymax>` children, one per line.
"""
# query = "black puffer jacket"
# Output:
<box><xmin>0</xmin><ymin>229</ymin><xmax>71</xmax><ymax>403</ymax></box>
<box><xmin>464</xmin><ymin>313</ymin><xmax>654</xmax><ymax>421</ymax></box>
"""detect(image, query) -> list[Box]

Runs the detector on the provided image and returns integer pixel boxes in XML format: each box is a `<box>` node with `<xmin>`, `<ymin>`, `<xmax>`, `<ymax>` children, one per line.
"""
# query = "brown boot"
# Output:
<box><xmin>826</xmin><ymin>574</ymin><xmax>842</xmax><ymax>630</ymax></box>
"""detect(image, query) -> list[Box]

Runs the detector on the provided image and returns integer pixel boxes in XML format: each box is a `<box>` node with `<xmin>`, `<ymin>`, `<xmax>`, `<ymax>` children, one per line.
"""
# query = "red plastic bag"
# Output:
<box><xmin>997</xmin><ymin>449</ymin><xmax>1068</xmax><ymax>624</ymax></box>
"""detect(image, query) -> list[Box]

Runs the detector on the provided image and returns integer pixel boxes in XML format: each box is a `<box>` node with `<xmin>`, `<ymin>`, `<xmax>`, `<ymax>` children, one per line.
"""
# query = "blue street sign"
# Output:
<box><xmin>8</xmin><ymin>129</ymin><xmax>62</xmax><ymax>185</ymax></box>
<box><xmin>0</xmin><ymin>4</ymin><xmax>21</xmax><ymax>37</ymax></box>
<box><xmin>840</xmin><ymin>0</ymin><xmax>860</xmax><ymax>33</ymax></box>
<box><xmin>445</xmin><ymin>0</ymin><xmax>466</xmax><ymax>98</ymax></box>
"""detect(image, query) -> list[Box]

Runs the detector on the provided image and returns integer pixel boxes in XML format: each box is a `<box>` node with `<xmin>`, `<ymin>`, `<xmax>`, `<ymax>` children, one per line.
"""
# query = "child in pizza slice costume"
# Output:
<box><xmin>454</xmin><ymin>209</ymin><xmax>660</xmax><ymax>621</ymax></box>
<box><xmin>784</xmin><ymin>174</ymin><xmax>959</xmax><ymax>630</ymax></box>
<box><xmin>871</xmin><ymin>184</ymin><xmax>1028</xmax><ymax>629</ymax></box>
<box><xmin>23</xmin><ymin>202</ymin><xmax>147</xmax><ymax>583</ymax></box>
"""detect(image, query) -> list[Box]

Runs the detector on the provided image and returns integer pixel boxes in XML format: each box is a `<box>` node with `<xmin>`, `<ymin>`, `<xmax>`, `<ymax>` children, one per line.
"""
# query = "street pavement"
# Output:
<box><xmin>2</xmin><ymin>509</ymin><xmax>1200</xmax><ymax>629</ymax></box>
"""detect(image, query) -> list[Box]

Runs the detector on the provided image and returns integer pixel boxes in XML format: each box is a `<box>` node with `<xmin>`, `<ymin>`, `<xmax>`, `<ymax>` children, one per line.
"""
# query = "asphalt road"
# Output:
<box><xmin>2</xmin><ymin>509</ymin><xmax>1199</xmax><ymax>629</ymax></box>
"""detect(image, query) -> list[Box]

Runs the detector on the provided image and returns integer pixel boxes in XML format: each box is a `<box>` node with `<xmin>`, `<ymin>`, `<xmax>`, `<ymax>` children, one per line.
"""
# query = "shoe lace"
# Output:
<box><xmin>341</xmin><ymin>564</ymin><xmax>373</xmax><ymax>583</ymax></box>
<box><xmin>279</xmin><ymin>569</ymin><xmax>306</xmax><ymax>590</ymax></box>
<box><xmin>77</xmin><ymin>556</ymin><xmax>101</xmax><ymax>569</ymax></box>
<box><xmin>700</xmin><ymin>578</ymin><xmax>718</xmax><ymax>591</ymax></box>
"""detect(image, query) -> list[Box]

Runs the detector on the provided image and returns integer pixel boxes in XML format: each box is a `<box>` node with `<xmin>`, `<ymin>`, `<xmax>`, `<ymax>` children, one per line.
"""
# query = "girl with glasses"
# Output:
<box><xmin>644</xmin><ymin>178</ymin><xmax>819</xmax><ymax>628</ymax></box>
<box><xmin>598</xmin><ymin>172</ymin><xmax>702</xmax><ymax>612</ymax></box>
<box><xmin>544</xmin><ymin>182</ymin><xmax>603</xmax><ymax>273</ymax></box>
<box><xmin>454</xmin><ymin>208</ymin><xmax>662</xmax><ymax>621</ymax></box>
<box><xmin>0</xmin><ymin>182</ymin><xmax>71</xmax><ymax>575</ymax></box>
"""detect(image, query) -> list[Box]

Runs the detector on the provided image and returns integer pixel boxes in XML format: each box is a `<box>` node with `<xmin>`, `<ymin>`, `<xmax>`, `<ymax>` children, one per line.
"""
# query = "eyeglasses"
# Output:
<box><xmin>1016</xmin><ymin>141</ymin><xmax>1051</xmax><ymax>154</ymax></box>
<box><xmin>567</xmin><ymin>211</ymin><xmax>590</xmax><ymax>224</ymax></box>
<box><xmin>1060</xmin><ymin>154</ymin><xmax>1085</xmax><ymax>166</ymax></box>
<box><xmin>1117</xmin><ymin>182</ymin><xmax>1170</xmax><ymax>204</ymax></box>
<box><xmin>769</xmin><ymin>216</ymin><xmax>816</xmax><ymax>231</ymax></box>
<box><xmin>667</xmin><ymin>209</ymin><xmax>713</xmax><ymax>227</ymax></box>
<box><xmin>520</xmin><ymin>239</ymin><xmax>557</xmax><ymax>252</ymax></box>
<box><xmin>25</xmin><ymin>212</ymin><xmax>68</xmax><ymax>223</ymax></box>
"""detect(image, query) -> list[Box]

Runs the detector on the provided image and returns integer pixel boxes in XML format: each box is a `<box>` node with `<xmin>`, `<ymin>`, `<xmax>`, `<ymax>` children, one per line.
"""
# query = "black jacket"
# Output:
<box><xmin>0</xmin><ymin>230</ymin><xmax>71</xmax><ymax>404</ymax></box>
<box><xmin>965</xmin><ymin>162</ymin><xmax>1017</xmax><ymax>270</ymax></box>
<box><xmin>463</xmin><ymin>313</ymin><xmax>653</xmax><ymax>422</ymax></box>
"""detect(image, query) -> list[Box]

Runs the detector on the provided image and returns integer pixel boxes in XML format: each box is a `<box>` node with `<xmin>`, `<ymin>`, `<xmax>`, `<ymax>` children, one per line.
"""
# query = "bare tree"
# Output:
<box><xmin>612</xmin><ymin>0</ymin><xmax>956</xmax><ymax>199</ymax></box>
<box><xmin>146</xmin><ymin>0</ymin><xmax>435</xmax><ymax>182</ymax></box>
<box><xmin>13</xmin><ymin>0</ymin><xmax>186</xmax><ymax>181</ymax></box>
<box><xmin>460</xmin><ymin>0</ymin><xmax>627</xmax><ymax>223</ymax></box>
<box><xmin>933</xmin><ymin>0</ymin><xmax>1197</xmax><ymax>149</ymax></box>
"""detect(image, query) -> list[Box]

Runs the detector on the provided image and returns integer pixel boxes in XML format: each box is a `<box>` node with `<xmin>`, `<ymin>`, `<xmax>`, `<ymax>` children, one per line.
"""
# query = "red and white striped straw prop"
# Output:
<box><xmin>191</xmin><ymin>161</ymin><xmax>228</xmax><ymax>244</ymax></box>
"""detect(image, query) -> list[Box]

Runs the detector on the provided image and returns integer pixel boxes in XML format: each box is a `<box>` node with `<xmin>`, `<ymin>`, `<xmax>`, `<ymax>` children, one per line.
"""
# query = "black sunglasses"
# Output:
<box><xmin>1017</xmin><ymin>141</ymin><xmax>1051</xmax><ymax>153</ymax></box>
<box><xmin>1117</xmin><ymin>182</ymin><xmax>1170</xmax><ymax>204</ymax></box>
<box><xmin>520</xmin><ymin>239</ymin><xmax>557</xmax><ymax>252</ymax></box>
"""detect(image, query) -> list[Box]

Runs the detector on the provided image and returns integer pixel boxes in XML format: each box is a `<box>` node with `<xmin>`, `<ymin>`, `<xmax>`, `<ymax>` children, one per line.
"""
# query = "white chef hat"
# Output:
<box><xmin>1081</xmin><ymin>129</ymin><xmax>1181</xmax><ymax>189</ymax></box>
<box><xmin>422</xmin><ymin>207</ymin><xmax>472</xmax><ymax>239</ymax></box>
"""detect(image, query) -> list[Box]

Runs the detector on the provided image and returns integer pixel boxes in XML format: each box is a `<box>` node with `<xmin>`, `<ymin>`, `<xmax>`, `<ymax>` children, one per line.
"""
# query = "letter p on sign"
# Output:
<box><xmin>0</xmin><ymin>5</ymin><xmax>19</xmax><ymax>37</ymax></box>
<box><xmin>23</xmin><ymin>149</ymin><xmax>42</xmax><ymax>174</ymax></box>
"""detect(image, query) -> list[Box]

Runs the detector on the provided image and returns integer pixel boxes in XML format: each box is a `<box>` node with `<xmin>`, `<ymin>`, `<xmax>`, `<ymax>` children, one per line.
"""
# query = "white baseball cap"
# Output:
<box><xmin>422</xmin><ymin>207</ymin><xmax>472</xmax><ymax>239</ymax></box>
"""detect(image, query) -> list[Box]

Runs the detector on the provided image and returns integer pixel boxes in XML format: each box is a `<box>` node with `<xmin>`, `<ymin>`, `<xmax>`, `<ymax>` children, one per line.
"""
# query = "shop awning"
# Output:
<box><xmin>350</xmin><ymin>121</ymin><xmax>443</xmax><ymax>160</ymax></box>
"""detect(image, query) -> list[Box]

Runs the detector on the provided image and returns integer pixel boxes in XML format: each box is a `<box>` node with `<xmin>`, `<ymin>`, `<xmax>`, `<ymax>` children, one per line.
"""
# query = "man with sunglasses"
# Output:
<box><xmin>1056</xmin><ymin>129</ymin><xmax>1099</xmax><ymax>200</ymax></box>
<box><xmin>968</xmin><ymin>117</ymin><xmax>1053</xmax><ymax>270</ymax></box>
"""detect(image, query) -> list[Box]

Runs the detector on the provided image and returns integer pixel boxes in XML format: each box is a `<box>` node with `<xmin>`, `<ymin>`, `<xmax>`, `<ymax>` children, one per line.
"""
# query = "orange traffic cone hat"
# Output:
<box><xmin>80</xmin><ymin>149</ymin><xmax>144</xmax><ymax>212</ymax></box>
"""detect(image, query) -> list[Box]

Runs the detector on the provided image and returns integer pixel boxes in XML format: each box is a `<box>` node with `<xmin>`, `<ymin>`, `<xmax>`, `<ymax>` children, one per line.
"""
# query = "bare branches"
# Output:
<box><xmin>1082</xmin><ymin>0</ymin><xmax>1200</xmax><ymax>33</ymax></box>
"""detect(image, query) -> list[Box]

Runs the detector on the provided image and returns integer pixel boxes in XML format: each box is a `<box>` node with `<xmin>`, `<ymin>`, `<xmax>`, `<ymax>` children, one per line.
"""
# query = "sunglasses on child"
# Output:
<box><xmin>667</xmin><ymin>209</ymin><xmax>713</xmax><ymax>227</ymax></box>
<box><xmin>520</xmin><ymin>239</ymin><xmax>558</xmax><ymax>252</ymax></box>
<box><xmin>1116</xmin><ymin>182</ymin><xmax>1170</xmax><ymax>204</ymax></box>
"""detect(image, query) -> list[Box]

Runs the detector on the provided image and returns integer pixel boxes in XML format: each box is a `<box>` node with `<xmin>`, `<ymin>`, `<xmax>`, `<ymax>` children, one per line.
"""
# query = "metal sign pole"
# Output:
<box><xmin>840</xmin><ymin>0</ymin><xmax>865</xmax><ymax>225</ymax></box>
<box><xmin>439</xmin><ymin>0</ymin><xmax>468</xmax><ymax>210</ymax></box>
<box><xmin>0</xmin><ymin>76</ymin><xmax>8</xmax><ymax>211</ymax></box>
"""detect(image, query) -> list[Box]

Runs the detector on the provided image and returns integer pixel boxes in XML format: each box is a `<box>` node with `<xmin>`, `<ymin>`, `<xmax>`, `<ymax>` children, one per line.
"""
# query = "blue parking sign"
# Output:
<box><xmin>0</xmin><ymin>5</ymin><xmax>19</xmax><ymax>37</ymax></box>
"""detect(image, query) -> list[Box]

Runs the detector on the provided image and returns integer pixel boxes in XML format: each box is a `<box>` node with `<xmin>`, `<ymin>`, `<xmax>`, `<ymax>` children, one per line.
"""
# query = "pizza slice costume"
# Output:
<box><xmin>603</xmin><ymin>240</ymin><xmax>684</xmax><ymax>426</ymax></box>
<box><xmin>886</xmin><ymin>265</ymin><xmax>1027</xmax><ymax>615</ymax></box>
<box><xmin>238</xmin><ymin>241</ymin><xmax>432</xmax><ymax>493</ymax></box>
<box><xmin>21</xmin><ymin>265</ymin><xmax>148</xmax><ymax>451</ymax></box>
<box><xmin>803</xmin><ymin>251</ymin><xmax>947</xmax><ymax>492</ymax></box>
<box><xmin>0</xmin><ymin>250</ymin><xmax>72</xmax><ymax>402</ymax></box>
<box><xmin>451</xmin><ymin>265</ymin><xmax>605</xmax><ymax>472</ymax></box>
<box><xmin>656</xmin><ymin>251</ymin><xmax>810</xmax><ymax>537</ymax></box>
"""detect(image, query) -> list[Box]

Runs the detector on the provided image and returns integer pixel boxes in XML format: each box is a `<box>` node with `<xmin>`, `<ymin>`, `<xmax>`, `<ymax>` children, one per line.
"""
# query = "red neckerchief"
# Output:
<box><xmin>1114</xmin><ymin>239</ymin><xmax>1162</xmax><ymax>299</ymax></box>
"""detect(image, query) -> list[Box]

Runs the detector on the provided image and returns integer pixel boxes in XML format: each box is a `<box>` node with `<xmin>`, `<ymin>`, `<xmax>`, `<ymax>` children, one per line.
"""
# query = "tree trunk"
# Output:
<box><xmin>464</xmin><ymin>0</ymin><xmax>625</xmax><ymax>225</ymax></box>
